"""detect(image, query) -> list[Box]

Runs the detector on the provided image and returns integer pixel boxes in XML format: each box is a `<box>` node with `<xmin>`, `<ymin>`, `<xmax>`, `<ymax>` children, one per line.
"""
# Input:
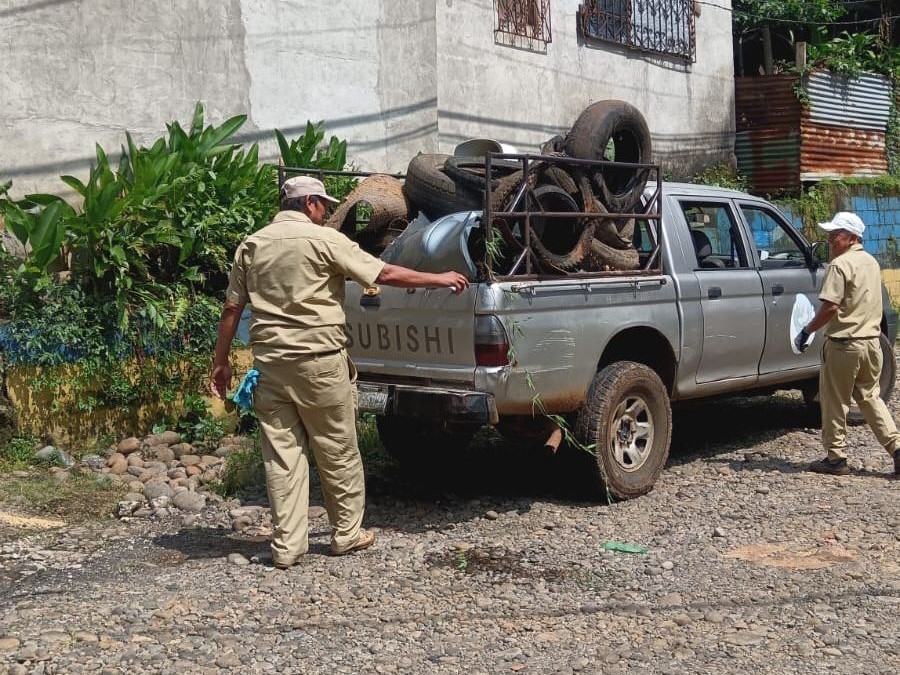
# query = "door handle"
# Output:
<box><xmin>772</xmin><ymin>284</ymin><xmax>784</xmax><ymax>296</ymax></box>
<box><xmin>708</xmin><ymin>287</ymin><xmax>722</xmax><ymax>299</ymax></box>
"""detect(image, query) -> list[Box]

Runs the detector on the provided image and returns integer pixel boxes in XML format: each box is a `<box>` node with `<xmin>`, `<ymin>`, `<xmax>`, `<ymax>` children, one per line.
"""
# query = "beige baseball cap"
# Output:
<box><xmin>280</xmin><ymin>176</ymin><xmax>339</xmax><ymax>203</ymax></box>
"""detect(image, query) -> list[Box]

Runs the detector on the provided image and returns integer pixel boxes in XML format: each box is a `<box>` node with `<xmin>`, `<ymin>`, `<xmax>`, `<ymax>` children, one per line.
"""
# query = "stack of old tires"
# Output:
<box><xmin>327</xmin><ymin>100</ymin><xmax>652</xmax><ymax>272</ymax></box>
<box><xmin>397</xmin><ymin>100</ymin><xmax>652</xmax><ymax>274</ymax></box>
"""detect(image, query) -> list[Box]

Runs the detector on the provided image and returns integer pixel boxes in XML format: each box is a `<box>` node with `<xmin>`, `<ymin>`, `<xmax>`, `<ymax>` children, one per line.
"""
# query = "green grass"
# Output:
<box><xmin>0</xmin><ymin>471</ymin><xmax>125</xmax><ymax>523</ymax></box>
<box><xmin>0</xmin><ymin>434</ymin><xmax>39</xmax><ymax>471</ymax></box>
<box><xmin>217</xmin><ymin>435</ymin><xmax>266</xmax><ymax>497</ymax></box>
<box><xmin>357</xmin><ymin>413</ymin><xmax>384</xmax><ymax>460</ymax></box>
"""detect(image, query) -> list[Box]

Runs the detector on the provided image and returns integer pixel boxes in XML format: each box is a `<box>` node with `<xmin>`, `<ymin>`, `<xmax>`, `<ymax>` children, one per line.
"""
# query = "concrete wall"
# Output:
<box><xmin>1</xmin><ymin>0</ymin><xmax>436</xmax><ymax>196</ymax></box>
<box><xmin>2</xmin><ymin>0</ymin><xmax>252</xmax><ymax>196</ymax></box>
<box><xmin>2</xmin><ymin>0</ymin><xmax>733</xmax><ymax>196</ymax></box>
<box><xmin>435</xmin><ymin>0</ymin><xmax>735</xmax><ymax>175</ymax></box>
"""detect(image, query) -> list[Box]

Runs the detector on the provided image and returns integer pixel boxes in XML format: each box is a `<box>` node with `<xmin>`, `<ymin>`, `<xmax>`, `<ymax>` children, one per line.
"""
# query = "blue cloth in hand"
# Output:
<box><xmin>232</xmin><ymin>369</ymin><xmax>260</xmax><ymax>410</ymax></box>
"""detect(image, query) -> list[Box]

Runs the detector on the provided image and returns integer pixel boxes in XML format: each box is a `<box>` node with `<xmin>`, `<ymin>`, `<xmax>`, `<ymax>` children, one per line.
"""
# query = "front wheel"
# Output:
<box><xmin>575</xmin><ymin>362</ymin><xmax>672</xmax><ymax>500</ymax></box>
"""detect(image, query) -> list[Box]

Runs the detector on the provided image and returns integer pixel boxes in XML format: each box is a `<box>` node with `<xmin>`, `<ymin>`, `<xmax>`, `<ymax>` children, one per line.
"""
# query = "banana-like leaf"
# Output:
<box><xmin>189</xmin><ymin>102</ymin><xmax>205</xmax><ymax>137</ymax></box>
<box><xmin>29</xmin><ymin>200</ymin><xmax>65</xmax><ymax>269</ymax></box>
<box><xmin>200</xmin><ymin>115</ymin><xmax>246</xmax><ymax>154</ymax></box>
<box><xmin>60</xmin><ymin>175</ymin><xmax>87</xmax><ymax>195</ymax></box>
<box><xmin>275</xmin><ymin>129</ymin><xmax>291</xmax><ymax>164</ymax></box>
<box><xmin>0</xmin><ymin>201</ymin><xmax>32</xmax><ymax>245</ymax></box>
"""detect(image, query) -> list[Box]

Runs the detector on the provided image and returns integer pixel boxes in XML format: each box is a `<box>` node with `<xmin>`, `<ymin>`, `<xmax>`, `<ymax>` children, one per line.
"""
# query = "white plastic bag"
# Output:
<box><xmin>789</xmin><ymin>293</ymin><xmax>817</xmax><ymax>354</ymax></box>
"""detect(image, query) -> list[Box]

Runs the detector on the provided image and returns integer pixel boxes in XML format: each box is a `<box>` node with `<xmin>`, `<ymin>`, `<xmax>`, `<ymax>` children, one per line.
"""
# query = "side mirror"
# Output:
<box><xmin>808</xmin><ymin>241</ymin><xmax>827</xmax><ymax>266</ymax></box>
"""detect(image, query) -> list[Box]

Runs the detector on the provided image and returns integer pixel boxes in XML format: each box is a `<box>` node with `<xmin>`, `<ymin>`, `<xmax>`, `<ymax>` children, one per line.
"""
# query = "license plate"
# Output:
<box><xmin>357</xmin><ymin>384</ymin><xmax>389</xmax><ymax>414</ymax></box>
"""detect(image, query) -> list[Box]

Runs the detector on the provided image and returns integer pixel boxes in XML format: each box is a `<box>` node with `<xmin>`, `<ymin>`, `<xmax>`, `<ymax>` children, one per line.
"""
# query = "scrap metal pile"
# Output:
<box><xmin>319</xmin><ymin>100</ymin><xmax>658</xmax><ymax>279</ymax></box>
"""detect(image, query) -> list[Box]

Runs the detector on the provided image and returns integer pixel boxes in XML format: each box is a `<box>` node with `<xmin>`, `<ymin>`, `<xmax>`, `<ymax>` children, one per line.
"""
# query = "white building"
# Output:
<box><xmin>1</xmin><ymin>1</ymin><xmax>735</xmax><ymax>195</ymax></box>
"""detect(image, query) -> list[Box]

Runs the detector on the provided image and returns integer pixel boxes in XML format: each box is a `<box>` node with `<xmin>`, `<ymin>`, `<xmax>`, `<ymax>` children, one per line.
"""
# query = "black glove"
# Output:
<box><xmin>795</xmin><ymin>327</ymin><xmax>810</xmax><ymax>354</ymax></box>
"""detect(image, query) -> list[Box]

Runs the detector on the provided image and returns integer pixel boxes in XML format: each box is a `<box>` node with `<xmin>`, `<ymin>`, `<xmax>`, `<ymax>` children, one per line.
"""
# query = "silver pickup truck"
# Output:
<box><xmin>344</xmin><ymin>169</ymin><xmax>898</xmax><ymax>501</ymax></box>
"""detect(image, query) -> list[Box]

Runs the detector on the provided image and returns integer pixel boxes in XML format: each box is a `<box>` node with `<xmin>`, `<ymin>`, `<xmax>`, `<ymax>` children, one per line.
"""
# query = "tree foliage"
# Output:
<box><xmin>733</xmin><ymin>1</ymin><xmax>846</xmax><ymax>34</ymax></box>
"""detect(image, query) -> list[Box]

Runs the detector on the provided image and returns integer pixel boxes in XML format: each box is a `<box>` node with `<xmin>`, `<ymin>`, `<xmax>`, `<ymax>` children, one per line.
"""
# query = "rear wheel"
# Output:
<box><xmin>575</xmin><ymin>362</ymin><xmax>671</xmax><ymax>500</ymax></box>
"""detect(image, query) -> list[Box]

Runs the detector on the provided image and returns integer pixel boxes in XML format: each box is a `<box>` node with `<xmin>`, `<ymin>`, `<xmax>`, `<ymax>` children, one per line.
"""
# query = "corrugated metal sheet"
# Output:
<box><xmin>735</xmin><ymin>72</ymin><xmax>891</xmax><ymax>193</ymax></box>
<box><xmin>804</xmin><ymin>70</ymin><xmax>892</xmax><ymax>131</ymax></box>
<box><xmin>735</xmin><ymin>75</ymin><xmax>803</xmax><ymax>192</ymax></box>
<box><xmin>799</xmin><ymin>122</ymin><xmax>888</xmax><ymax>181</ymax></box>
<box><xmin>735</xmin><ymin>130</ymin><xmax>800</xmax><ymax>195</ymax></box>
<box><xmin>735</xmin><ymin>75</ymin><xmax>801</xmax><ymax>131</ymax></box>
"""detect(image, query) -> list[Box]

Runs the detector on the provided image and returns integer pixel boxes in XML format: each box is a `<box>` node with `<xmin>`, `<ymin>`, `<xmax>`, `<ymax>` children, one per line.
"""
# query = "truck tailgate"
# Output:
<box><xmin>344</xmin><ymin>282</ymin><xmax>478</xmax><ymax>386</ymax></box>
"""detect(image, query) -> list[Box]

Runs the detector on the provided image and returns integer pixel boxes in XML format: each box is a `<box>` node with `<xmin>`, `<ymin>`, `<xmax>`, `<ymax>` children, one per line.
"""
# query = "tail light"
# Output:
<box><xmin>475</xmin><ymin>315</ymin><xmax>510</xmax><ymax>366</ymax></box>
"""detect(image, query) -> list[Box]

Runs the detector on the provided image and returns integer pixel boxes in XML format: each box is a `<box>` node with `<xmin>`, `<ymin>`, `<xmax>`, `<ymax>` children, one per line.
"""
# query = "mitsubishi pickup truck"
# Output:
<box><xmin>343</xmin><ymin>156</ymin><xmax>898</xmax><ymax>501</ymax></box>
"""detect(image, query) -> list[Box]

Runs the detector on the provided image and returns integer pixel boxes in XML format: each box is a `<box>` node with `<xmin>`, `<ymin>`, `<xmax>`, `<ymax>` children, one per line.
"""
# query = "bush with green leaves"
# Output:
<box><xmin>0</xmin><ymin>105</ymin><xmax>353</xmax><ymax>442</ymax></box>
<box><xmin>0</xmin><ymin>105</ymin><xmax>351</xmax><ymax>331</ymax></box>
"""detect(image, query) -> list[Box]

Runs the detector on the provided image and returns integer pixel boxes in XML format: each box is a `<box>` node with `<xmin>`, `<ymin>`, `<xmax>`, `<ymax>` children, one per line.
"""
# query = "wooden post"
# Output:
<box><xmin>761</xmin><ymin>23</ymin><xmax>774</xmax><ymax>76</ymax></box>
<box><xmin>795</xmin><ymin>41</ymin><xmax>807</xmax><ymax>71</ymax></box>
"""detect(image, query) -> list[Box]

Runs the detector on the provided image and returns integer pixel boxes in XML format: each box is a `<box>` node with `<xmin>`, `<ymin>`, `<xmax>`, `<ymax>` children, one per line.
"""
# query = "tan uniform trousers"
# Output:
<box><xmin>253</xmin><ymin>349</ymin><xmax>364</xmax><ymax>565</ymax></box>
<box><xmin>820</xmin><ymin>337</ymin><xmax>900</xmax><ymax>461</ymax></box>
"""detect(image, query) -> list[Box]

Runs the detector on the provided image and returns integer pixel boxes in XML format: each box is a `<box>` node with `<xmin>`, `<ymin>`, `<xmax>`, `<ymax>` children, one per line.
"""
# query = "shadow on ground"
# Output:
<box><xmin>365</xmin><ymin>394</ymin><xmax>820</xmax><ymax>503</ymax></box>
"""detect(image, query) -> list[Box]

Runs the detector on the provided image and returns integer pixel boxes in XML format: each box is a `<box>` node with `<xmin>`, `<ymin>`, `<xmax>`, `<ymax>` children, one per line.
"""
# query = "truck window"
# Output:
<box><xmin>740</xmin><ymin>205</ymin><xmax>806</xmax><ymax>269</ymax></box>
<box><xmin>678</xmin><ymin>201</ymin><xmax>749</xmax><ymax>269</ymax></box>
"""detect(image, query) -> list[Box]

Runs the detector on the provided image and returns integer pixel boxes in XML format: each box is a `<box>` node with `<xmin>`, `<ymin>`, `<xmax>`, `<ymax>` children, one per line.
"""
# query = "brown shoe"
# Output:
<box><xmin>808</xmin><ymin>456</ymin><xmax>850</xmax><ymax>476</ymax></box>
<box><xmin>331</xmin><ymin>529</ymin><xmax>376</xmax><ymax>556</ymax></box>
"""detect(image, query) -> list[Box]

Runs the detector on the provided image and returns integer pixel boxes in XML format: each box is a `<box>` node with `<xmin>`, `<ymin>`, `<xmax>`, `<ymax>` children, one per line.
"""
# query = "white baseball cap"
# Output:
<box><xmin>818</xmin><ymin>211</ymin><xmax>865</xmax><ymax>237</ymax></box>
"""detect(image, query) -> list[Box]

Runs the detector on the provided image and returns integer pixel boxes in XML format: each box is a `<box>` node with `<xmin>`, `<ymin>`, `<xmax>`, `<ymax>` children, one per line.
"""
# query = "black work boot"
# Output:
<box><xmin>894</xmin><ymin>449</ymin><xmax>900</xmax><ymax>476</ymax></box>
<box><xmin>808</xmin><ymin>456</ymin><xmax>850</xmax><ymax>476</ymax></box>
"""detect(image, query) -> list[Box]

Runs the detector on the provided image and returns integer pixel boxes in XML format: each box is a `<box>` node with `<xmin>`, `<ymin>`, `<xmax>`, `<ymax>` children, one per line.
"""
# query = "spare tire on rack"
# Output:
<box><xmin>402</xmin><ymin>154</ymin><xmax>483</xmax><ymax>219</ymax></box>
<box><xmin>565</xmin><ymin>100</ymin><xmax>652</xmax><ymax>213</ymax></box>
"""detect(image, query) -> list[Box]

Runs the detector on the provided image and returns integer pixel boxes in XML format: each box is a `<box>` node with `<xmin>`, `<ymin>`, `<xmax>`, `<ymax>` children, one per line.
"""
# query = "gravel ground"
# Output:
<box><xmin>1</xmin><ymin>374</ymin><xmax>899</xmax><ymax>673</ymax></box>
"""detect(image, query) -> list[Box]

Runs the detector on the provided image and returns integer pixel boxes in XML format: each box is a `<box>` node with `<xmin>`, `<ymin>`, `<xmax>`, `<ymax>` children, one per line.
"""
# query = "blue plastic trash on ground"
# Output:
<box><xmin>232</xmin><ymin>369</ymin><xmax>260</xmax><ymax>410</ymax></box>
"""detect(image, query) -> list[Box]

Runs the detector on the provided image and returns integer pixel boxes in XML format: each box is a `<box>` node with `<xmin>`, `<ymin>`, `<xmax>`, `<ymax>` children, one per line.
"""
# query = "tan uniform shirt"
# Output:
<box><xmin>226</xmin><ymin>210</ymin><xmax>385</xmax><ymax>362</ymax></box>
<box><xmin>818</xmin><ymin>243</ymin><xmax>882</xmax><ymax>339</ymax></box>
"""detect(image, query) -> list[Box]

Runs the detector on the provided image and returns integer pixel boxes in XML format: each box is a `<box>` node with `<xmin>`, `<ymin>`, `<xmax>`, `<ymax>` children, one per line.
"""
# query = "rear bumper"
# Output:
<box><xmin>358</xmin><ymin>382</ymin><xmax>498</xmax><ymax>426</ymax></box>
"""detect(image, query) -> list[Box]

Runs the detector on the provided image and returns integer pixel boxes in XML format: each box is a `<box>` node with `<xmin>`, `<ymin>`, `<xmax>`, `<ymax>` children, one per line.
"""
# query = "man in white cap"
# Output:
<box><xmin>210</xmin><ymin>176</ymin><xmax>470</xmax><ymax>567</ymax></box>
<box><xmin>795</xmin><ymin>211</ymin><xmax>900</xmax><ymax>476</ymax></box>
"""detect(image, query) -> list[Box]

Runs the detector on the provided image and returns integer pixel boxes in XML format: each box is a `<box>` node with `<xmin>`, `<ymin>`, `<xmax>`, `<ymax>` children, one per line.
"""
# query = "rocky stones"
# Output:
<box><xmin>0</xmin><ymin>636</ymin><xmax>20</xmax><ymax>651</ymax></box>
<box><xmin>171</xmin><ymin>491</ymin><xmax>206</xmax><ymax>514</ymax></box>
<box><xmin>143</xmin><ymin>482</ymin><xmax>174</xmax><ymax>502</ymax></box>
<box><xmin>80</xmin><ymin>454</ymin><xmax>107</xmax><ymax>470</ymax></box>
<box><xmin>116</xmin><ymin>437</ymin><xmax>141</xmax><ymax>455</ymax></box>
<box><xmin>106</xmin><ymin>453</ymin><xmax>128</xmax><ymax>475</ymax></box>
<box><xmin>34</xmin><ymin>446</ymin><xmax>75</xmax><ymax>468</ymax></box>
<box><xmin>4</xmin><ymin>379</ymin><xmax>900</xmax><ymax>674</ymax></box>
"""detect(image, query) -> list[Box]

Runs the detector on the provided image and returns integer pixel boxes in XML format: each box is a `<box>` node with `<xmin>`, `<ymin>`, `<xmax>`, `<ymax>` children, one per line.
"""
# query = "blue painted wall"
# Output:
<box><xmin>777</xmin><ymin>189</ymin><xmax>900</xmax><ymax>269</ymax></box>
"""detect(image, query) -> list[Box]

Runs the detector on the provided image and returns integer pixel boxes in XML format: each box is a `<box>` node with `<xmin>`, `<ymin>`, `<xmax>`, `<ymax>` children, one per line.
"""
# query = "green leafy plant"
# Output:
<box><xmin>806</xmin><ymin>31</ymin><xmax>882</xmax><ymax>78</ymax></box>
<box><xmin>690</xmin><ymin>163</ymin><xmax>749</xmax><ymax>192</ymax></box>
<box><xmin>0</xmin><ymin>434</ymin><xmax>38</xmax><ymax>469</ymax></box>
<box><xmin>276</xmin><ymin>121</ymin><xmax>347</xmax><ymax>171</ymax></box>
<box><xmin>218</xmin><ymin>435</ymin><xmax>265</xmax><ymax>497</ymax></box>
<box><xmin>0</xmin><ymin>107</ymin><xmax>353</xmax><ymax>446</ymax></box>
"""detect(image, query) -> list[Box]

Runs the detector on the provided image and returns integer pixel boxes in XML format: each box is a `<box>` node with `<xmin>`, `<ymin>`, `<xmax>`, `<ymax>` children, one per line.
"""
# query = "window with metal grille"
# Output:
<box><xmin>579</xmin><ymin>0</ymin><xmax>695</xmax><ymax>62</ymax></box>
<box><xmin>495</xmin><ymin>0</ymin><xmax>552</xmax><ymax>43</ymax></box>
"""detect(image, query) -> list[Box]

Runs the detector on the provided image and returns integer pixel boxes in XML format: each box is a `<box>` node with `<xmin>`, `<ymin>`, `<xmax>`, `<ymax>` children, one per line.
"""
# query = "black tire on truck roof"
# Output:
<box><xmin>565</xmin><ymin>100</ymin><xmax>652</xmax><ymax>214</ymax></box>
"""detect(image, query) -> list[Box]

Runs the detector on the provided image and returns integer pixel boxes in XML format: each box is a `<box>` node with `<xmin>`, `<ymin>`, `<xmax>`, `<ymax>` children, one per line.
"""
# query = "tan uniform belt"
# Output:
<box><xmin>827</xmin><ymin>335</ymin><xmax>879</xmax><ymax>343</ymax></box>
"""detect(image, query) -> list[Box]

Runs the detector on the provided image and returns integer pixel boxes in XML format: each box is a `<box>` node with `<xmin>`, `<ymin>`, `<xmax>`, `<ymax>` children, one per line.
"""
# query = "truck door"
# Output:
<box><xmin>677</xmin><ymin>199</ymin><xmax>766</xmax><ymax>384</ymax></box>
<box><xmin>738</xmin><ymin>203</ymin><xmax>824</xmax><ymax>376</ymax></box>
